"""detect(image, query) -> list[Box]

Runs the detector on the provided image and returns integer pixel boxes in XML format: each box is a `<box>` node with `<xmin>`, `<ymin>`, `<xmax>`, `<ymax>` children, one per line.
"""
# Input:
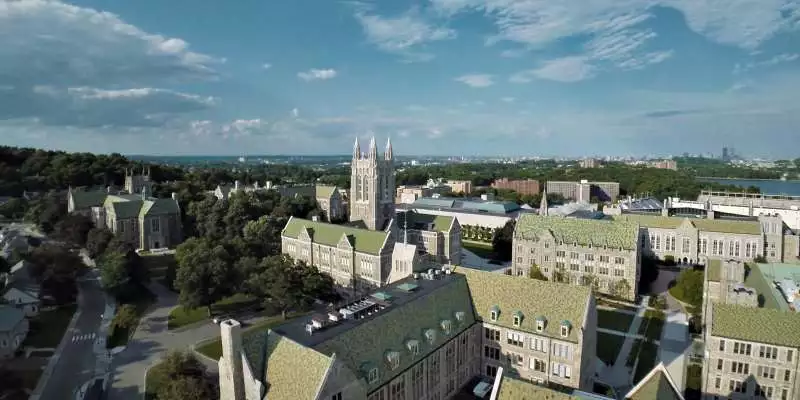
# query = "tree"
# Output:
<box><xmin>86</xmin><ymin>228</ymin><xmax>115</xmax><ymax>258</ymax></box>
<box><xmin>99</xmin><ymin>251</ymin><xmax>131</xmax><ymax>290</ymax></box>
<box><xmin>0</xmin><ymin>197</ymin><xmax>28</xmax><ymax>219</ymax></box>
<box><xmin>611</xmin><ymin>279</ymin><xmax>632</xmax><ymax>299</ymax></box>
<box><xmin>157</xmin><ymin>376</ymin><xmax>216</xmax><ymax>400</ymax></box>
<box><xmin>753</xmin><ymin>255</ymin><xmax>767</xmax><ymax>264</ymax></box>
<box><xmin>552</xmin><ymin>265</ymin><xmax>568</xmax><ymax>283</ymax></box>
<box><xmin>671</xmin><ymin>269</ymin><xmax>704</xmax><ymax>307</ymax></box>
<box><xmin>149</xmin><ymin>351</ymin><xmax>216</xmax><ymax>400</ymax></box>
<box><xmin>174</xmin><ymin>237</ymin><xmax>234</xmax><ymax>312</ymax></box>
<box><xmin>26</xmin><ymin>244</ymin><xmax>82</xmax><ymax>304</ymax></box>
<box><xmin>492</xmin><ymin>220</ymin><xmax>515</xmax><ymax>262</ymax></box>
<box><xmin>52</xmin><ymin>214</ymin><xmax>93</xmax><ymax>247</ymax></box>
<box><xmin>112</xmin><ymin>304</ymin><xmax>139</xmax><ymax>331</ymax></box>
<box><xmin>528</xmin><ymin>264</ymin><xmax>548</xmax><ymax>281</ymax></box>
<box><xmin>246</xmin><ymin>255</ymin><xmax>338</xmax><ymax>319</ymax></box>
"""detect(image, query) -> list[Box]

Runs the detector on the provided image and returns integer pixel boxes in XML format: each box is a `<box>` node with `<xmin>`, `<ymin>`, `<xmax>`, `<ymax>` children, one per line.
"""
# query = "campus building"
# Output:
<box><xmin>701</xmin><ymin>260</ymin><xmax>800</xmax><ymax>400</ymax></box>
<box><xmin>217</xmin><ymin>266</ymin><xmax>597</xmax><ymax>400</ymax></box>
<box><xmin>67</xmin><ymin>170</ymin><xmax>183</xmax><ymax>251</ymax></box>
<box><xmin>212</xmin><ymin>181</ymin><xmax>345</xmax><ymax>222</ymax></box>
<box><xmin>281</xmin><ymin>138</ymin><xmax>461</xmax><ymax>297</ymax></box>
<box><xmin>491</xmin><ymin>178</ymin><xmax>541</xmax><ymax>196</ymax></box>
<box><xmin>511</xmin><ymin>213</ymin><xmax>641</xmax><ymax>301</ymax></box>
<box><xmin>546</xmin><ymin>180</ymin><xmax>620</xmax><ymax>203</ymax></box>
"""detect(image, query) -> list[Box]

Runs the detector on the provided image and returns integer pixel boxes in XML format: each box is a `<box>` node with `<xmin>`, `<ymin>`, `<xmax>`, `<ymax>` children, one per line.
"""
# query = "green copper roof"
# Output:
<box><xmin>457</xmin><ymin>266</ymin><xmax>591</xmax><ymax>343</ymax></box>
<box><xmin>69</xmin><ymin>190</ymin><xmax>108</xmax><ymax>209</ymax></box>
<box><xmin>282</xmin><ymin>217</ymin><xmax>390</xmax><ymax>255</ymax></box>
<box><xmin>516</xmin><ymin>214</ymin><xmax>639</xmax><ymax>251</ymax></box>
<box><xmin>243</xmin><ymin>332</ymin><xmax>333</xmax><ymax>400</ymax></box>
<box><xmin>612</xmin><ymin>214</ymin><xmax>762</xmax><ymax>235</ymax></box>
<box><xmin>139</xmin><ymin>198</ymin><xmax>180</xmax><ymax>217</ymax></box>
<box><xmin>396</xmin><ymin>211</ymin><xmax>454</xmax><ymax>233</ymax></box>
<box><xmin>626</xmin><ymin>370</ymin><xmax>683</xmax><ymax>400</ymax></box>
<box><xmin>711</xmin><ymin>303</ymin><xmax>800</xmax><ymax>347</ymax></box>
<box><xmin>105</xmin><ymin>196</ymin><xmax>143</xmax><ymax>219</ymax></box>
<box><xmin>312</xmin><ymin>276</ymin><xmax>475</xmax><ymax>392</ymax></box>
<box><xmin>706</xmin><ymin>259</ymin><xmax>721</xmax><ymax>282</ymax></box>
<box><xmin>315</xmin><ymin>185</ymin><xmax>338</xmax><ymax>198</ymax></box>
<box><xmin>742</xmin><ymin>263</ymin><xmax>784</xmax><ymax>310</ymax></box>
<box><xmin>496</xmin><ymin>376</ymin><xmax>578</xmax><ymax>400</ymax></box>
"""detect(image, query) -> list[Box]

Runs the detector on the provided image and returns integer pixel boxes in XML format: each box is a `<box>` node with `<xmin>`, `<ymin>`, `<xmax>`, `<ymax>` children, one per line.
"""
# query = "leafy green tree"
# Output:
<box><xmin>86</xmin><ymin>228</ymin><xmax>115</xmax><ymax>258</ymax></box>
<box><xmin>174</xmin><ymin>237</ymin><xmax>234</xmax><ymax>312</ymax></box>
<box><xmin>246</xmin><ymin>255</ymin><xmax>338</xmax><ymax>319</ymax></box>
<box><xmin>99</xmin><ymin>251</ymin><xmax>130</xmax><ymax>290</ymax></box>
<box><xmin>26</xmin><ymin>244</ymin><xmax>82</xmax><ymax>304</ymax></box>
<box><xmin>52</xmin><ymin>214</ymin><xmax>94</xmax><ymax>247</ymax></box>
<box><xmin>528</xmin><ymin>264</ymin><xmax>548</xmax><ymax>281</ymax></box>
<box><xmin>671</xmin><ymin>269</ymin><xmax>704</xmax><ymax>307</ymax></box>
<box><xmin>112</xmin><ymin>304</ymin><xmax>139</xmax><ymax>331</ymax></box>
<box><xmin>0</xmin><ymin>197</ymin><xmax>28</xmax><ymax>219</ymax></box>
<box><xmin>157</xmin><ymin>376</ymin><xmax>216</xmax><ymax>400</ymax></box>
<box><xmin>492</xmin><ymin>220</ymin><xmax>515</xmax><ymax>262</ymax></box>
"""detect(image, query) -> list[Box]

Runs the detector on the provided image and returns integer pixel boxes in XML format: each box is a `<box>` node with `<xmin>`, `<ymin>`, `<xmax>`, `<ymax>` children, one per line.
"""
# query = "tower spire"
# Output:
<box><xmin>353</xmin><ymin>137</ymin><xmax>361</xmax><ymax>159</ymax></box>
<box><xmin>368</xmin><ymin>136</ymin><xmax>377</xmax><ymax>160</ymax></box>
<box><xmin>385</xmin><ymin>137</ymin><xmax>393</xmax><ymax>160</ymax></box>
<box><xmin>539</xmin><ymin>185</ymin><xmax>549</xmax><ymax>216</ymax></box>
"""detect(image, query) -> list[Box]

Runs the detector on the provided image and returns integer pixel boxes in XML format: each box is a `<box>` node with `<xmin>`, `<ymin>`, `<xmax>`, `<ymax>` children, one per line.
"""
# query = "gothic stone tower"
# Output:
<box><xmin>124</xmin><ymin>167</ymin><xmax>153</xmax><ymax>195</ymax></box>
<box><xmin>349</xmin><ymin>137</ymin><xmax>395</xmax><ymax>231</ymax></box>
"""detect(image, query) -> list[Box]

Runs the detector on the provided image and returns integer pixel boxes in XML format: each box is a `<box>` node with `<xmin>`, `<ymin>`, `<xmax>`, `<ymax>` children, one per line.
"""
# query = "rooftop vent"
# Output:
<box><xmin>396</xmin><ymin>282</ymin><xmax>419</xmax><ymax>292</ymax></box>
<box><xmin>412</xmin><ymin>272</ymin><xmax>420</xmax><ymax>280</ymax></box>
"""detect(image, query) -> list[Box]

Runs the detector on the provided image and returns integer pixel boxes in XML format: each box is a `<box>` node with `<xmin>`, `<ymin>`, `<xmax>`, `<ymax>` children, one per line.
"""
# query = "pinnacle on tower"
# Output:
<box><xmin>353</xmin><ymin>137</ymin><xmax>361</xmax><ymax>159</ymax></box>
<box><xmin>539</xmin><ymin>186</ymin><xmax>549</xmax><ymax>216</ymax></box>
<box><xmin>385</xmin><ymin>137</ymin><xmax>393</xmax><ymax>160</ymax></box>
<box><xmin>368</xmin><ymin>136</ymin><xmax>377</xmax><ymax>160</ymax></box>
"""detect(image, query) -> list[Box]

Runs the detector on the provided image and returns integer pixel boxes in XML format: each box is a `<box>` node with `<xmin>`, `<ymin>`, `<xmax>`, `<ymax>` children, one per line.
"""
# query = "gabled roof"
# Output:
<box><xmin>396</xmin><ymin>211</ymin><xmax>454</xmax><ymax>233</ymax></box>
<box><xmin>0</xmin><ymin>306</ymin><xmax>25</xmax><ymax>332</ymax></box>
<box><xmin>69</xmin><ymin>190</ymin><xmax>108</xmax><ymax>210</ymax></box>
<box><xmin>705</xmin><ymin>259</ymin><xmax>721</xmax><ymax>282</ymax></box>
<box><xmin>612</xmin><ymin>214</ymin><xmax>762</xmax><ymax>235</ymax></box>
<box><xmin>315</xmin><ymin>185</ymin><xmax>338</xmax><ymax>198</ymax></box>
<box><xmin>516</xmin><ymin>214</ymin><xmax>639</xmax><ymax>251</ymax></box>
<box><xmin>105</xmin><ymin>196</ymin><xmax>144</xmax><ymax>219</ymax></box>
<box><xmin>710</xmin><ymin>303</ymin><xmax>800</xmax><ymax>347</ymax></box>
<box><xmin>625</xmin><ymin>362</ymin><xmax>684</xmax><ymax>400</ymax></box>
<box><xmin>242</xmin><ymin>332</ymin><xmax>333</xmax><ymax>400</ymax></box>
<box><xmin>282</xmin><ymin>217</ymin><xmax>390</xmax><ymax>255</ymax></box>
<box><xmin>139</xmin><ymin>198</ymin><xmax>180</xmax><ymax>217</ymax></box>
<box><xmin>457</xmin><ymin>267</ymin><xmax>591</xmax><ymax>343</ymax></box>
<box><xmin>2</xmin><ymin>287</ymin><xmax>39</xmax><ymax>304</ymax></box>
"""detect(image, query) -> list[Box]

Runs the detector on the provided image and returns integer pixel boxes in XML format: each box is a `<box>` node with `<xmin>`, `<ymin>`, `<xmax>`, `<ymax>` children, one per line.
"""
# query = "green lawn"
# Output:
<box><xmin>462</xmin><ymin>241</ymin><xmax>495</xmax><ymax>260</ymax></box>
<box><xmin>23</xmin><ymin>305</ymin><xmax>77</xmax><ymax>348</ymax></box>
<box><xmin>196</xmin><ymin>313</ymin><xmax>302</xmax><ymax>360</ymax></box>
<box><xmin>633</xmin><ymin>340</ymin><xmax>659</xmax><ymax>383</ymax></box>
<box><xmin>168</xmin><ymin>294</ymin><xmax>259</xmax><ymax>330</ymax></box>
<box><xmin>597</xmin><ymin>309</ymin><xmax>635</xmax><ymax>333</ymax></box>
<box><xmin>596</xmin><ymin>332</ymin><xmax>626</xmax><ymax>366</ymax></box>
<box><xmin>638</xmin><ymin>310</ymin><xmax>666</xmax><ymax>341</ymax></box>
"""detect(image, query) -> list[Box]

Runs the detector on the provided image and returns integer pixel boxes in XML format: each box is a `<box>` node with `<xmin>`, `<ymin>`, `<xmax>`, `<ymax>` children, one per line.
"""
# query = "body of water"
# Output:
<box><xmin>698</xmin><ymin>178</ymin><xmax>800</xmax><ymax>196</ymax></box>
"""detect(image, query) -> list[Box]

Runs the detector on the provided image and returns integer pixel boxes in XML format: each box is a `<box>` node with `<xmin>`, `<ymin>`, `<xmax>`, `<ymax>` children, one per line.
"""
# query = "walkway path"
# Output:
<box><xmin>597</xmin><ymin>328</ymin><xmax>659</xmax><ymax>344</ymax></box>
<box><xmin>659</xmin><ymin>311</ymin><xmax>690</xmax><ymax>392</ymax></box>
<box><xmin>600</xmin><ymin>295</ymin><xmax>650</xmax><ymax>390</ymax></box>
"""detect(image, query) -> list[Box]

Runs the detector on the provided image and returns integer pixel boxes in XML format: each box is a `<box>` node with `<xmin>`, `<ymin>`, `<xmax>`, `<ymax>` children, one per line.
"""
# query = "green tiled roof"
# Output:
<box><xmin>315</xmin><ymin>185</ymin><xmax>338</xmax><ymax>198</ymax></box>
<box><xmin>711</xmin><ymin>303</ymin><xmax>800</xmax><ymax>347</ymax></box>
<box><xmin>397</xmin><ymin>211</ymin><xmax>454</xmax><ymax>233</ymax></box>
<box><xmin>626</xmin><ymin>370</ymin><xmax>682</xmax><ymax>400</ymax></box>
<box><xmin>457</xmin><ymin>267</ymin><xmax>591</xmax><ymax>343</ymax></box>
<box><xmin>105</xmin><ymin>196</ymin><xmax>143</xmax><ymax>219</ymax></box>
<box><xmin>139</xmin><ymin>198</ymin><xmax>180</xmax><ymax>217</ymax></box>
<box><xmin>742</xmin><ymin>263</ymin><xmax>783</xmax><ymax>310</ymax></box>
<box><xmin>282</xmin><ymin>217</ymin><xmax>390</xmax><ymax>255</ymax></box>
<box><xmin>243</xmin><ymin>332</ymin><xmax>333</xmax><ymax>400</ymax></box>
<box><xmin>516</xmin><ymin>214</ymin><xmax>639</xmax><ymax>251</ymax></box>
<box><xmin>612</xmin><ymin>214</ymin><xmax>762</xmax><ymax>235</ymax></box>
<box><xmin>497</xmin><ymin>376</ymin><xmax>578</xmax><ymax>400</ymax></box>
<box><xmin>312</xmin><ymin>277</ymin><xmax>476</xmax><ymax>392</ymax></box>
<box><xmin>69</xmin><ymin>190</ymin><xmax>108</xmax><ymax>209</ymax></box>
<box><xmin>706</xmin><ymin>259</ymin><xmax>721</xmax><ymax>282</ymax></box>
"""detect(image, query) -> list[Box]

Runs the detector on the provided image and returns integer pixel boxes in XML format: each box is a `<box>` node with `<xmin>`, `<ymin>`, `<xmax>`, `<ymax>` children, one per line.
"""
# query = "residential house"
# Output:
<box><xmin>2</xmin><ymin>288</ymin><xmax>39</xmax><ymax>317</ymax></box>
<box><xmin>0</xmin><ymin>306</ymin><xmax>28</xmax><ymax>359</ymax></box>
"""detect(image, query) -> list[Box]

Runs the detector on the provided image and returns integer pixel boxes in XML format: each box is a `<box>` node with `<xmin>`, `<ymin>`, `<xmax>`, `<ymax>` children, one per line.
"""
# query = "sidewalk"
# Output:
<box><xmin>601</xmin><ymin>295</ymin><xmax>650</xmax><ymax>389</ymax></box>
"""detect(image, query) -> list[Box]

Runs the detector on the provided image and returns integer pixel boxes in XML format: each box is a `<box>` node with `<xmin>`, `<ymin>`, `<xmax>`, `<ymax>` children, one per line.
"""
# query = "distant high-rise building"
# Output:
<box><xmin>722</xmin><ymin>147</ymin><xmax>730</xmax><ymax>161</ymax></box>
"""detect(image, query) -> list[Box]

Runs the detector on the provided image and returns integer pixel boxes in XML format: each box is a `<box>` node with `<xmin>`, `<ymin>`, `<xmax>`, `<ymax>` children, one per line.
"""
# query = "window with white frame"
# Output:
<box><xmin>507</xmin><ymin>352</ymin><xmax>524</xmax><ymax>366</ymax></box>
<box><xmin>551</xmin><ymin>363</ymin><xmax>572</xmax><ymax>379</ymax></box>
<box><xmin>530</xmin><ymin>358</ymin><xmax>547</xmax><ymax>372</ymax></box>
<box><xmin>700</xmin><ymin>238</ymin><xmax>708</xmax><ymax>254</ymax></box>
<box><xmin>552</xmin><ymin>342</ymin><xmax>571</xmax><ymax>360</ymax></box>
<box><xmin>531</xmin><ymin>337</ymin><xmax>547</xmax><ymax>352</ymax></box>
<box><xmin>507</xmin><ymin>331</ymin><xmax>524</xmax><ymax>347</ymax></box>
<box><xmin>682</xmin><ymin>237</ymin><xmax>691</xmax><ymax>253</ymax></box>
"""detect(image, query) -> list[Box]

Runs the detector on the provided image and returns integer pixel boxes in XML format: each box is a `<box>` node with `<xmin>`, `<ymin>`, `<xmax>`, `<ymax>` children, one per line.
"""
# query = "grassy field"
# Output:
<box><xmin>23</xmin><ymin>305</ymin><xmax>77</xmax><ymax>348</ymax></box>
<box><xmin>596</xmin><ymin>332</ymin><xmax>626</xmax><ymax>366</ymax></box>
<box><xmin>638</xmin><ymin>309</ymin><xmax>666</xmax><ymax>342</ymax></box>
<box><xmin>633</xmin><ymin>340</ymin><xmax>659</xmax><ymax>383</ymax></box>
<box><xmin>168</xmin><ymin>293</ymin><xmax>259</xmax><ymax>330</ymax></box>
<box><xmin>597</xmin><ymin>309</ymin><xmax>635</xmax><ymax>333</ymax></box>
<box><xmin>462</xmin><ymin>241</ymin><xmax>495</xmax><ymax>259</ymax></box>
<box><xmin>196</xmin><ymin>313</ymin><xmax>302</xmax><ymax>360</ymax></box>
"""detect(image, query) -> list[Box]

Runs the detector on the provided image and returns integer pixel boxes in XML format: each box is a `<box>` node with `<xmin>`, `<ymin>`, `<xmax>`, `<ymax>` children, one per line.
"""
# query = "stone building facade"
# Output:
<box><xmin>491</xmin><ymin>178</ymin><xmax>540</xmax><ymax>196</ymax></box>
<box><xmin>546</xmin><ymin>180</ymin><xmax>620</xmax><ymax>202</ymax></box>
<box><xmin>350</xmin><ymin>137</ymin><xmax>395</xmax><ymax>231</ymax></box>
<box><xmin>217</xmin><ymin>266</ymin><xmax>596</xmax><ymax>400</ymax></box>
<box><xmin>211</xmin><ymin>181</ymin><xmax>345</xmax><ymax>222</ymax></box>
<box><xmin>511</xmin><ymin>214</ymin><xmax>641</xmax><ymax>300</ymax></box>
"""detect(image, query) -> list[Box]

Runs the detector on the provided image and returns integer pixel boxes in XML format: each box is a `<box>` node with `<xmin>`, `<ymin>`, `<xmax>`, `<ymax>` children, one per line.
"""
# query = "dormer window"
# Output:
<box><xmin>406</xmin><ymin>339</ymin><xmax>420</xmax><ymax>356</ymax></box>
<box><xmin>489</xmin><ymin>305</ymin><xmax>500</xmax><ymax>322</ymax></box>
<box><xmin>368</xmin><ymin>368</ymin><xmax>379</xmax><ymax>383</ymax></box>
<box><xmin>424</xmin><ymin>328</ymin><xmax>437</xmax><ymax>344</ymax></box>
<box><xmin>560</xmin><ymin>320</ymin><xmax>572</xmax><ymax>337</ymax></box>
<box><xmin>441</xmin><ymin>320</ymin><xmax>452</xmax><ymax>335</ymax></box>
<box><xmin>536</xmin><ymin>316</ymin><xmax>547</xmax><ymax>332</ymax></box>
<box><xmin>512</xmin><ymin>311</ymin><xmax>523</xmax><ymax>327</ymax></box>
<box><xmin>385</xmin><ymin>350</ymin><xmax>400</xmax><ymax>371</ymax></box>
<box><xmin>455</xmin><ymin>311</ymin><xmax>466</xmax><ymax>324</ymax></box>
<box><xmin>361</xmin><ymin>362</ymin><xmax>379</xmax><ymax>384</ymax></box>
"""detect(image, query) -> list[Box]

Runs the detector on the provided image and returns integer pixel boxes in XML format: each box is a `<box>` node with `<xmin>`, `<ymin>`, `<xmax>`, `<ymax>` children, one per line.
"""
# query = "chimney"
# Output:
<box><xmin>219</xmin><ymin>320</ymin><xmax>245</xmax><ymax>400</ymax></box>
<box><xmin>312</xmin><ymin>215</ymin><xmax>319</xmax><ymax>222</ymax></box>
<box><xmin>234</xmin><ymin>180</ymin><xmax>240</xmax><ymax>190</ymax></box>
<box><xmin>107</xmin><ymin>186</ymin><xmax>112</xmax><ymax>193</ymax></box>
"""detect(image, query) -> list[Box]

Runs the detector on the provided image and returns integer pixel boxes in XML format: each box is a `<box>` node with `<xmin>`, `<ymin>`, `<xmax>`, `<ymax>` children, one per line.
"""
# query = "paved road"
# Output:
<box><xmin>107</xmin><ymin>283</ymin><xmax>221</xmax><ymax>400</ymax></box>
<box><xmin>33</xmin><ymin>270</ymin><xmax>109</xmax><ymax>400</ymax></box>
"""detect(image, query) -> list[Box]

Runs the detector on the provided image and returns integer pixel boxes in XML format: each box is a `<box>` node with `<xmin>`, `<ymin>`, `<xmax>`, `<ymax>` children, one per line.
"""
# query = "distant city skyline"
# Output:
<box><xmin>1</xmin><ymin>0</ymin><xmax>800</xmax><ymax>157</ymax></box>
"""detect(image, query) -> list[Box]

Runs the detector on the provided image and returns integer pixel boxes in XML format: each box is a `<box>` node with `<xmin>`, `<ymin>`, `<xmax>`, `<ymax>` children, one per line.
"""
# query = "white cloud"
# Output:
<box><xmin>297</xmin><ymin>68</ymin><xmax>338</xmax><ymax>81</ymax></box>
<box><xmin>455</xmin><ymin>74</ymin><xmax>495</xmax><ymax>87</ymax></box>
<box><xmin>221</xmin><ymin>119</ymin><xmax>265</xmax><ymax>138</ymax></box>
<box><xmin>262</xmin><ymin>63</ymin><xmax>272</xmax><ymax>70</ymax></box>
<box><xmin>0</xmin><ymin>0</ymin><xmax>222</xmax><ymax>87</ymax></box>
<box><xmin>292</xmin><ymin>108</ymin><xmax>300</xmax><ymax>118</ymax></box>
<box><xmin>512</xmin><ymin>56</ymin><xmax>596</xmax><ymax>83</ymax></box>
<box><xmin>501</xmin><ymin>97</ymin><xmax>515</xmax><ymax>103</ymax></box>
<box><xmin>354</xmin><ymin>7</ymin><xmax>456</xmax><ymax>61</ymax></box>
<box><xmin>734</xmin><ymin>53</ymin><xmax>799</xmax><ymax>74</ymax></box>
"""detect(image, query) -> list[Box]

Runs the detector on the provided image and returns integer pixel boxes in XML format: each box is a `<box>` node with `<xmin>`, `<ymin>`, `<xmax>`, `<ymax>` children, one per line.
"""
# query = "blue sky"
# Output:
<box><xmin>1</xmin><ymin>0</ymin><xmax>799</xmax><ymax>157</ymax></box>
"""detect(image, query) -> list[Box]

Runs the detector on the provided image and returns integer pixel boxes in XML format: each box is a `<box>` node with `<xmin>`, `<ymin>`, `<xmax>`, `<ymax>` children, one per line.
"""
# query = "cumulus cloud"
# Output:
<box><xmin>454</xmin><ymin>74</ymin><xmax>495</xmax><ymax>87</ymax></box>
<box><xmin>0</xmin><ymin>86</ymin><xmax>214</xmax><ymax>128</ymax></box>
<box><xmin>297</xmin><ymin>68</ymin><xmax>338</xmax><ymax>81</ymax></box>
<box><xmin>734</xmin><ymin>53</ymin><xmax>799</xmax><ymax>74</ymax></box>
<box><xmin>511</xmin><ymin>56</ymin><xmax>596</xmax><ymax>83</ymax></box>
<box><xmin>292</xmin><ymin>108</ymin><xmax>300</xmax><ymax>118</ymax></box>
<box><xmin>0</xmin><ymin>0</ymin><xmax>221</xmax><ymax>130</ymax></box>
<box><xmin>262</xmin><ymin>63</ymin><xmax>272</xmax><ymax>70</ymax></box>
<box><xmin>354</xmin><ymin>6</ymin><xmax>456</xmax><ymax>61</ymax></box>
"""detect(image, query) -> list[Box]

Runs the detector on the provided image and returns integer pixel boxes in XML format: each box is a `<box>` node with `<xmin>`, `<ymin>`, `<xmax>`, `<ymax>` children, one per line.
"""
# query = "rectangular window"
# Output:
<box><xmin>486</xmin><ymin>365</ymin><xmax>498</xmax><ymax>378</ymax></box>
<box><xmin>507</xmin><ymin>331</ymin><xmax>524</xmax><ymax>347</ymax></box>
<box><xmin>484</xmin><ymin>327</ymin><xmax>500</xmax><ymax>341</ymax></box>
<box><xmin>734</xmin><ymin>241</ymin><xmax>740</xmax><ymax>257</ymax></box>
<box><xmin>655</xmin><ymin>235</ymin><xmax>661</xmax><ymax>250</ymax></box>
<box><xmin>714</xmin><ymin>377</ymin><xmax>721</xmax><ymax>389</ymax></box>
<box><xmin>570</xmin><ymin>263</ymin><xmax>579</xmax><ymax>271</ymax></box>
<box><xmin>584</xmin><ymin>254</ymin><xmax>594</xmax><ymax>261</ymax></box>
<box><xmin>682</xmin><ymin>237</ymin><xmax>691</xmax><ymax>254</ymax></box>
<box><xmin>150</xmin><ymin>218</ymin><xmax>160</xmax><ymax>233</ymax></box>
<box><xmin>570</xmin><ymin>252</ymin><xmax>579</xmax><ymax>260</ymax></box>
<box><xmin>483</xmin><ymin>346</ymin><xmax>500</xmax><ymax>360</ymax></box>
<box><xmin>719</xmin><ymin>340</ymin><xmax>726</xmax><ymax>352</ymax></box>
<box><xmin>730</xmin><ymin>361</ymin><xmax>749</xmax><ymax>375</ymax></box>
<box><xmin>556</xmin><ymin>250</ymin><xmax>565</xmax><ymax>258</ymax></box>
<box><xmin>787</xmin><ymin>350</ymin><xmax>794</xmax><ymax>362</ymax></box>
<box><xmin>530</xmin><ymin>358</ymin><xmax>547</xmax><ymax>373</ymax></box>
<box><xmin>717</xmin><ymin>359</ymin><xmax>723</xmax><ymax>370</ymax></box>
<box><xmin>760</xmin><ymin>345</ymin><xmax>778</xmax><ymax>359</ymax></box>
<box><xmin>785</xmin><ymin>369</ymin><xmax>791</xmax><ymax>382</ymax></box>
<box><xmin>507</xmin><ymin>352</ymin><xmax>524</xmax><ymax>366</ymax></box>
<box><xmin>332</xmin><ymin>393</ymin><xmax>342</xmax><ymax>400</ymax></box>
<box><xmin>531</xmin><ymin>337</ymin><xmax>547</xmax><ymax>352</ymax></box>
